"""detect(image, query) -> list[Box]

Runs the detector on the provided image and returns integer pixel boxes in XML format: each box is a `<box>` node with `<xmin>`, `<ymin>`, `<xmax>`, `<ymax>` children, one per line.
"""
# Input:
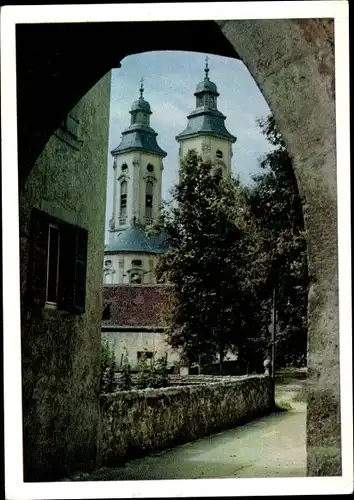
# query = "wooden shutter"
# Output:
<box><xmin>57</xmin><ymin>224</ymin><xmax>76</xmax><ymax>312</ymax></box>
<box><xmin>28</xmin><ymin>209</ymin><xmax>49</xmax><ymax>306</ymax></box>
<box><xmin>73</xmin><ymin>227</ymin><xmax>88</xmax><ymax>314</ymax></box>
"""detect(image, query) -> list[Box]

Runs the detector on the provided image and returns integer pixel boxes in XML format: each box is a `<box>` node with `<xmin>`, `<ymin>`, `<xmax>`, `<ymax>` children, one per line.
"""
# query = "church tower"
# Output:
<box><xmin>108</xmin><ymin>79</ymin><xmax>167</xmax><ymax>245</ymax></box>
<box><xmin>176</xmin><ymin>57</ymin><xmax>236</xmax><ymax>173</ymax></box>
<box><xmin>104</xmin><ymin>80</ymin><xmax>168</xmax><ymax>285</ymax></box>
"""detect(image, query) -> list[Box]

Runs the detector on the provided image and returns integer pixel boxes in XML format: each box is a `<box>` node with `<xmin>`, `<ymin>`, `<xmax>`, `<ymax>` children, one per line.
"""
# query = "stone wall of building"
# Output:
<box><xmin>19</xmin><ymin>72</ymin><xmax>111</xmax><ymax>481</ymax></box>
<box><xmin>98</xmin><ymin>376</ymin><xmax>273</xmax><ymax>466</ymax></box>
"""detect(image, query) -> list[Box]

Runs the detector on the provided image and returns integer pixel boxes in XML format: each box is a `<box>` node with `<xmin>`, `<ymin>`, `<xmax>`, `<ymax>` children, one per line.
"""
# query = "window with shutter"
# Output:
<box><xmin>28</xmin><ymin>208</ymin><xmax>88</xmax><ymax>314</ymax></box>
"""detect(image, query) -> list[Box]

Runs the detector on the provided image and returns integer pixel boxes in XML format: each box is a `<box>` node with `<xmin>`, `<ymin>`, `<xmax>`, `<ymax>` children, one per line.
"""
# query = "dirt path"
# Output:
<box><xmin>72</xmin><ymin>375</ymin><xmax>306</xmax><ymax>481</ymax></box>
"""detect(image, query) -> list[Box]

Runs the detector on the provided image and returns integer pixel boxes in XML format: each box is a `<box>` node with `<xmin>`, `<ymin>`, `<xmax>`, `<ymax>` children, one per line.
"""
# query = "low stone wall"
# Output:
<box><xmin>98</xmin><ymin>375</ymin><xmax>273</xmax><ymax>466</ymax></box>
<box><xmin>168</xmin><ymin>374</ymin><xmax>248</xmax><ymax>385</ymax></box>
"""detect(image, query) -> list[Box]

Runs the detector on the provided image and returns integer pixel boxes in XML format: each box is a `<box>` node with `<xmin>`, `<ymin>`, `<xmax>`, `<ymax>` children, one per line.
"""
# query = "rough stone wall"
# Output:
<box><xmin>216</xmin><ymin>19</ymin><xmax>340</xmax><ymax>475</ymax></box>
<box><xmin>98</xmin><ymin>376</ymin><xmax>273</xmax><ymax>466</ymax></box>
<box><xmin>19</xmin><ymin>72</ymin><xmax>111</xmax><ymax>481</ymax></box>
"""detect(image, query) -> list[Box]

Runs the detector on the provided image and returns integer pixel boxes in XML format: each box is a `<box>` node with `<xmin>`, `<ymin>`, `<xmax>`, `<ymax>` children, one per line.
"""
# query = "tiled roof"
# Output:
<box><xmin>105</xmin><ymin>226</ymin><xmax>170</xmax><ymax>254</ymax></box>
<box><xmin>102</xmin><ymin>284</ymin><xmax>174</xmax><ymax>326</ymax></box>
<box><xmin>111</xmin><ymin>124</ymin><xmax>167</xmax><ymax>157</ymax></box>
<box><xmin>176</xmin><ymin>108</ymin><xmax>236</xmax><ymax>142</ymax></box>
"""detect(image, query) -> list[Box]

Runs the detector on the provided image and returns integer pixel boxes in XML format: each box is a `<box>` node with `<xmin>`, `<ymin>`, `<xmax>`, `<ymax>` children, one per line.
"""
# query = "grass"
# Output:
<box><xmin>307</xmin><ymin>445</ymin><xmax>342</xmax><ymax>476</ymax></box>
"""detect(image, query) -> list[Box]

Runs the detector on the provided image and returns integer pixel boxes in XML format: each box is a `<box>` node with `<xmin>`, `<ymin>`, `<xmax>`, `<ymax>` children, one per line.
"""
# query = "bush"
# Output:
<box><xmin>119</xmin><ymin>354</ymin><xmax>133</xmax><ymax>390</ymax></box>
<box><xmin>135</xmin><ymin>354</ymin><xmax>152</xmax><ymax>389</ymax></box>
<box><xmin>151</xmin><ymin>356</ymin><xmax>169</xmax><ymax>388</ymax></box>
<box><xmin>135</xmin><ymin>353</ymin><xmax>169</xmax><ymax>389</ymax></box>
<box><xmin>100</xmin><ymin>339</ymin><xmax>118</xmax><ymax>395</ymax></box>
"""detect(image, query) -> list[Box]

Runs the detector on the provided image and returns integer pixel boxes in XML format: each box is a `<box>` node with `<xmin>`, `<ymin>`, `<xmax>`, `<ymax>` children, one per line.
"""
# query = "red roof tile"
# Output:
<box><xmin>102</xmin><ymin>284</ymin><xmax>174</xmax><ymax>326</ymax></box>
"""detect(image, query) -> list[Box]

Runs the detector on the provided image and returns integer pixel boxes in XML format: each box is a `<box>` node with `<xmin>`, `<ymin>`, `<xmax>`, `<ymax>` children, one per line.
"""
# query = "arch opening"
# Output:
<box><xmin>17</xmin><ymin>19</ymin><xmax>340</xmax><ymax>480</ymax></box>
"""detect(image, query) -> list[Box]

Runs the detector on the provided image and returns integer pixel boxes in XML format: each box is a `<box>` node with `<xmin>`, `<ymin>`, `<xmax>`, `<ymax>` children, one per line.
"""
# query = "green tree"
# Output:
<box><xmin>248</xmin><ymin>115</ymin><xmax>309</xmax><ymax>367</ymax></box>
<box><xmin>156</xmin><ymin>150</ymin><xmax>261</xmax><ymax>372</ymax></box>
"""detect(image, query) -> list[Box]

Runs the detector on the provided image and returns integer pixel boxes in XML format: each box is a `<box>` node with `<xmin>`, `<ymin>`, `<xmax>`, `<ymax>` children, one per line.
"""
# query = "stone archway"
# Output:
<box><xmin>217</xmin><ymin>19</ymin><xmax>339</xmax><ymax>477</ymax></box>
<box><xmin>17</xmin><ymin>18</ymin><xmax>340</xmax><ymax>477</ymax></box>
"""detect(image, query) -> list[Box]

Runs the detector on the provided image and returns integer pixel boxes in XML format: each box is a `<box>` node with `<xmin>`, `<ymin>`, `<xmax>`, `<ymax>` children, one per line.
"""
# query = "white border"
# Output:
<box><xmin>0</xmin><ymin>1</ymin><xmax>347</xmax><ymax>23</ymax></box>
<box><xmin>1</xmin><ymin>2</ymin><xmax>352</xmax><ymax>499</ymax></box>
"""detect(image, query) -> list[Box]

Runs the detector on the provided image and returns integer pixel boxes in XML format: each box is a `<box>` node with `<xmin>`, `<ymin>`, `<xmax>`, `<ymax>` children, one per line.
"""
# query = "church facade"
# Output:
<box><xmin>102</xmin><ymin>60</ymin><xmax>237</xmax><ymax>369</ymax></box>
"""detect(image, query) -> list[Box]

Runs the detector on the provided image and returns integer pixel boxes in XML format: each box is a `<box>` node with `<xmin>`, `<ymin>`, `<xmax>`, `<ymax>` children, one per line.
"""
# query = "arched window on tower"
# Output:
<box><xmin>145</xmin><ymin>181</ymin><xmax>153</xmax><ymax>221</ymax></box>
<box><xmin>120</xmin><ymin>180</ymin><xmax>127</xmax><ymax>219</ymax></box>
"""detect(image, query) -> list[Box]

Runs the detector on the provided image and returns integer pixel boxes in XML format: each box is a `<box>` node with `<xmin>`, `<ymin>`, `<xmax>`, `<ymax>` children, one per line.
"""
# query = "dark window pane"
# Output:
<box><xmin>46</xmin><ymin>226</ymin><xmax>60</xmax><ymax>302</ymax></box>
<box><xmin>121</xmin><ymin>194</ymin><xmax>127</xmax><ymax>207</ymax></box>
<box><xmin>130</xmin><ymin>272</ymin><xmax>141</xmax><ymax>284</ymax></box>
<box><xmin>57</xmin><ymin>226</ymin><xmax>76</xmax><ymax>310</ymax></box>
<box><xmin>145</xmin><ymin>195</ymin><xmax>153</xmax><ymax>208</ymax></box>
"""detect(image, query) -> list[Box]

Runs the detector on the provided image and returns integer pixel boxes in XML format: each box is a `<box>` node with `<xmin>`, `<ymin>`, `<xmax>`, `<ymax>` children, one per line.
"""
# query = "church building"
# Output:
<box><xmin>102</xmin><ymin>60</ymin><xmax>238</xmax><ymax>370</ymax></box>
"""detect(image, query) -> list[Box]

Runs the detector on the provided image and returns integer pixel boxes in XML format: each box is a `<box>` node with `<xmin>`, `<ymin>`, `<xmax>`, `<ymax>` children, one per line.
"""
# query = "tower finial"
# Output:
<box><xmin>205</xmin><ymin>56</ymin><xmax>209</xmax><ymax>80</ymax></box>
<box><xmin>140</xmin><ymin>77</ymin><xmax>144</xmax><ymax>98</ymax></box>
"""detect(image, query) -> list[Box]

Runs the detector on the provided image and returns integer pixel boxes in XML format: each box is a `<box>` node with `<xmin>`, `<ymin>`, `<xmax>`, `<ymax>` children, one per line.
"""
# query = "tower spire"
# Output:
<box><xmin>204</xmin><ymin>56</ymin><xmax>209</xmax><ymax>80</ymax></box>
<box><xmin>139</xmin><ymin>77</ymin><xmax>144</xmax><ymax>98</ymax></box>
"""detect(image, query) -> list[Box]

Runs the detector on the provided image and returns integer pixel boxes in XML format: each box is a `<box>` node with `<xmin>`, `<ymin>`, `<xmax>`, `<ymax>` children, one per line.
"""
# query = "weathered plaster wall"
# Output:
<box><xmin>98</xmin><ymin>376</ymin><xmax>273</xmax><ymax>465</ymax></box>
<box><xmin>102</xmin><ymin>329</ymin><xmax>179</xmax><ymax>368</ymax></box>
<box><xmin>20</xmin><ymin>72</ymin><xmax>111</xmax><ymax>481</ymax></box>
<box><xmin>216</xmin><ymin>19</ymin><xmax>340</xmax><ymax>475</ymax></box>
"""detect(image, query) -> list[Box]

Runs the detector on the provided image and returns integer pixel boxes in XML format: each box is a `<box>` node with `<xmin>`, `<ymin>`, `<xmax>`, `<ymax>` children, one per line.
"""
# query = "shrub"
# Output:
<box><xmin>135</xmin><ymin>353</ymin><xmax>169</xmax><ymax>389</ymax></box>
<box><xmin>100</xmin><ymin>339</ymin><xmax>118</xmax><ymax>395</ymax></box>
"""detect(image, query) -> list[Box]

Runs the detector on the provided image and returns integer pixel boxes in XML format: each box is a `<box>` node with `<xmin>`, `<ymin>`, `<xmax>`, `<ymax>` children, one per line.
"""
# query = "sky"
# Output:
<box><xmin>105</xmin><ymin>50</ymin><xmax>274</xmax><ymax>235</ymax></box>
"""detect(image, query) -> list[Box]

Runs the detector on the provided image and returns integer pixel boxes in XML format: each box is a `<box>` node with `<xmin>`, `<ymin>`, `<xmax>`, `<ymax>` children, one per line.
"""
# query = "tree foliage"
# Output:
<box><xmin>156</xmin><ymin>150</ymin><xmax>269</xmax><ymax>369</ymax></box>
<box><xmin>248</xmin><ymin>116</ymin><xmax>309</xmax><ymax>367</ymax></box>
